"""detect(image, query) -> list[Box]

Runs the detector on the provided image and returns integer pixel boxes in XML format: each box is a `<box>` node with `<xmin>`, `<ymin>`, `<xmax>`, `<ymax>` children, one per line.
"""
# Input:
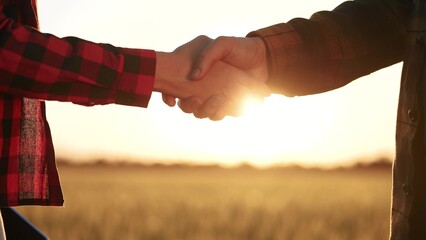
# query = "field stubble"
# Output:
<box><xmin>18</xmin><ymin>165</ymin><xmax>391</xmax><ymax>240</ymax></box>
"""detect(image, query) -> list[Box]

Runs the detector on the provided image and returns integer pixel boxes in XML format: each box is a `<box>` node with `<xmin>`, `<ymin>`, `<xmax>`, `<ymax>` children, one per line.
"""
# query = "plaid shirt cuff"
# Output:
<box><xmin>115</xmin><ymin>48</ymin><xmax>156</xmax><ymax>107</ymax></box>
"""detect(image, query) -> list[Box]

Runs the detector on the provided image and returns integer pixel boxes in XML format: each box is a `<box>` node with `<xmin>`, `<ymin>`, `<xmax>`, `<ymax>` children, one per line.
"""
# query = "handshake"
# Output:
<box><xmin>154</xmin><ymin>36</ymin><xmax>270</xmax><ymax>121</ymax></box>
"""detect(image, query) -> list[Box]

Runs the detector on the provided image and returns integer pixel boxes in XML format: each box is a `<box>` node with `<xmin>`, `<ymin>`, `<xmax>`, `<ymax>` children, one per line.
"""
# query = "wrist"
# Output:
<box><xmin>154</xmin><ymin>51</ymin><xmax>168</xmax><ymax>92</ymax></box>
<box><xmin>154</xmin><ymin>52</ymin><xmax>180</xmax><ymax>92</ymax></box>
<box><xmin>252</xmin><ymin>37</ymin><xmax>269</xmax><ymax>82</ymax></box>
<box><xmin>154</xmin><ymin>51</ymin><xmax>190</xmax><ymax>97</ymax></box>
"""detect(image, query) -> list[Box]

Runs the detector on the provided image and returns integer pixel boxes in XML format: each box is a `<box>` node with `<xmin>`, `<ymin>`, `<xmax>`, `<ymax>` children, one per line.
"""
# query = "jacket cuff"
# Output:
<box><xmin>247</xmin><ymin>24</ymin><xmax>303</xmax><ymax>96</ymax></box>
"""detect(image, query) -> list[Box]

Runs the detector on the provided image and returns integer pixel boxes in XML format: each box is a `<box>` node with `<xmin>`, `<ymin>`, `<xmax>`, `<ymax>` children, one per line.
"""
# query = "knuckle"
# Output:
<box><xmin>216</xmin><ymin>36</ymin><xmax>228</xmax><ymax>43</ymax></box>
<box><xmin>197</xmin><ymin>35</ymin><xmax>211</xmax><ymax>41</ymax></box>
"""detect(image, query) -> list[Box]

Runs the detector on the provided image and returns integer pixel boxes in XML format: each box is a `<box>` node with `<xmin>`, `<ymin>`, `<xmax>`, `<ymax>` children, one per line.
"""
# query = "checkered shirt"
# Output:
<box><xmin>0</xmin><ymin>0</ymin><xmax>156</xmax><ymax>206</ymax></box>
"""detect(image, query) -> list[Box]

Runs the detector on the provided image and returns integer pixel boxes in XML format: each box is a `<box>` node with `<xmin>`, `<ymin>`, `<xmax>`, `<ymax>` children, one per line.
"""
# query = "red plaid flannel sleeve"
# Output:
<box><xmin>0</xmin><ymin>13</ymin><xmax>156</xmax><ymax>108</ymax></box>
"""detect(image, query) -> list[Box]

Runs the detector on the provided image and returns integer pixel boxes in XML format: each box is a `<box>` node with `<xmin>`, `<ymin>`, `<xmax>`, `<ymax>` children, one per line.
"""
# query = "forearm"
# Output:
<box><xmin>0</xmin><ymin>13</ymin><xmax>155</xmax><ymax>107</ymax></box>
<box><xmin>249</xmin><ymin>0</ymin><xmax>409</xmax><ymax>96</ymax></box>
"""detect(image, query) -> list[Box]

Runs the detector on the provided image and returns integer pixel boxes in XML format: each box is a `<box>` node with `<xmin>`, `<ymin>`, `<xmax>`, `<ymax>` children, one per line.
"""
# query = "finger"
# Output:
<box><xmin>225</xmin><ymin>101</ymin><xmax>245</xmax><ymax>117</ymax></box>
<box><xmin>209</xmin><ymin>100</ymin><xmax>244</xmax><ymax>121</ymax></box>
<box><xmin>209</xmin><ymin>114</ymin><xmax>226</xmax><ymax>121</ymax></box>
<box><xmin>193</xmin><ymin>95</ymin><xmax>226</xmax><ymax>119</ymax></box>
<box><xmin>190</xmin><ymin>37</ymin><xmax>232</xmax><ymax>80</ymax></box>
<box><xmin>177</xmin><ymin>96</ymin><xmax>203</xmax><ymax>114</ymax></box>
<box><xmin>162</xmin><ymin>94</ymin><xmax>177</xmax><ymax>107</ymax></box>
<box><xmin>208</xmin><ymin>101</ymin><xmax>231</xmax><ymax>121</ymax></box>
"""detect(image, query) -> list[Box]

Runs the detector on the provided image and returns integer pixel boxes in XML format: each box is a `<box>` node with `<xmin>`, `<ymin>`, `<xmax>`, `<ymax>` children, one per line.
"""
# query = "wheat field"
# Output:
<box><xmin>17</xmin><ymin>164</ymin><xmax>392</xmax><ymax>240</ymax></box>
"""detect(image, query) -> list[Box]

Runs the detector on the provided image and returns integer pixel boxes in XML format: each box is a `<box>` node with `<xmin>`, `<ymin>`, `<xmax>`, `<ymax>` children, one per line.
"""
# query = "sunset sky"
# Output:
<box><xmin>37</xmin><ymin>0</ymin><xmax>401</xmax><ymax>167</ymax></box>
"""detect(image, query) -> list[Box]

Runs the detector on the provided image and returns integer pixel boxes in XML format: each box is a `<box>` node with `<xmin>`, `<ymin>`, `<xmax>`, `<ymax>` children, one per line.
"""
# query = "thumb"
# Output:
<box><xmin>178</xmin><ymin>96</ymin><xmax>203</xmax><ymax>114</ymax></box>
<box><xmin>190</xmin><ymin>37</ymin><xmax>232</xmax><ymax>80</ymax></box>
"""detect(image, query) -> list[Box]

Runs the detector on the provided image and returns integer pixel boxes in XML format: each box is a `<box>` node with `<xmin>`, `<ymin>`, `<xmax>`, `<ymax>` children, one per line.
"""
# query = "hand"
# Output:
<box><xmin>154</xmin><ymin>36</ymin><xmax>270</xmax><ymax>119</ymax></box>
<box><xmin>179</xmin><ymin>60</ymin><xmax>270</xmax><ymax>120</ymax></box>
<box><xmin>154</xmin><ymin>35</ymin><xmax>212</xmax><ymax>102</ymax></box>
<box><xmin>191</xmin><ymin>36</ymin><xmax>268</xmax><ymax>81</ymax></box>
<box><xmin>179</xmin><ymin>36</ymin><xmax>269</xmax><ymax>119</ymax></box>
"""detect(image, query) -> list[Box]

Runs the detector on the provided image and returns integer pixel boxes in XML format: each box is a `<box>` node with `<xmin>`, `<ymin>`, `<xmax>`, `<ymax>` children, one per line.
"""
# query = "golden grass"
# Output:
<box><xmin>17</xmin><ymin>165</ymin><xmax>392</xmax><ymax>240</ymax></box>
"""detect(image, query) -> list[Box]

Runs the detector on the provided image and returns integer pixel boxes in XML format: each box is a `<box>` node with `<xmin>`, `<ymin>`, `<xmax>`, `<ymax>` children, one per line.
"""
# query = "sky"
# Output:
<box><xmin>36</xmin><ymin>0</ymin><xmax>401</xmax><ymax>167</ymax></box>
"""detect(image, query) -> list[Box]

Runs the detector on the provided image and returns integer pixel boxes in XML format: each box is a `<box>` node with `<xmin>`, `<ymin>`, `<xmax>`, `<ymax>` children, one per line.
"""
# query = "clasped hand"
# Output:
<box><xmin>154</xmin><ymin>35</ymin><xmax>270</xmax><ymax>120</ymax></box>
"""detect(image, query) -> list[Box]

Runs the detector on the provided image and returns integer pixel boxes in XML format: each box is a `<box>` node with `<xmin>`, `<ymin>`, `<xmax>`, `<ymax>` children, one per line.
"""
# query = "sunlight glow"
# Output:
<box><xmin>40</xmin><ymin>0</ymin><xmax>399</xmax><ymax>167</ymax></box>
<box><xmin>241</xmin><ymin>97</ymin><xmax>264</xmax><ymax>116</ymax></box>
<box><xmin>143</xmin><ymin>94</ymin><xmax>338</xmax><ymax>167</ymax></box>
